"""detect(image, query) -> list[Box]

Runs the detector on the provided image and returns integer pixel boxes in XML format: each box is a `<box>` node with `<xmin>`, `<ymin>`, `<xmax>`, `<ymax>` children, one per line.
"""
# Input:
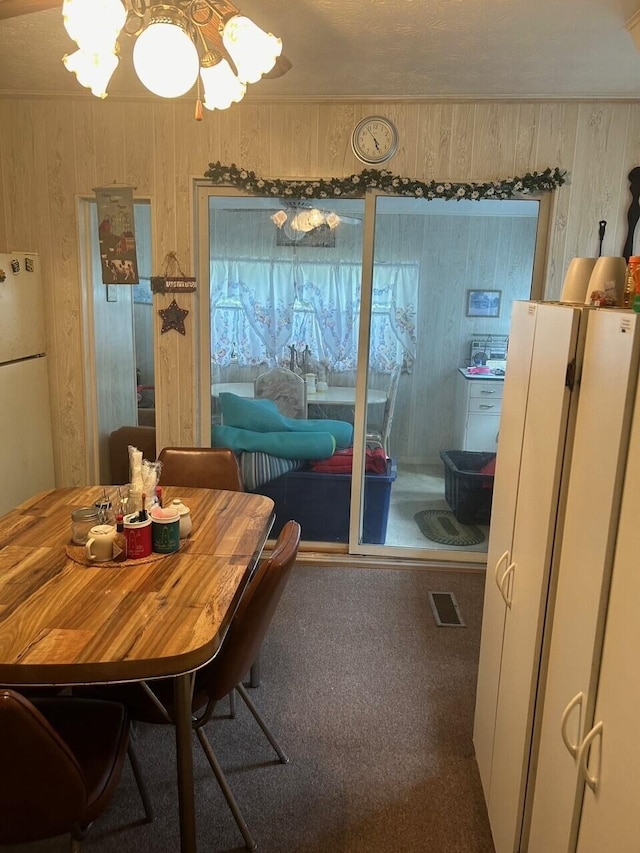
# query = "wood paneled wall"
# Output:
<box><xmin>0</xmin><ymin>97</ymin><xmax>638</xmax><ymax>485</ymax></box>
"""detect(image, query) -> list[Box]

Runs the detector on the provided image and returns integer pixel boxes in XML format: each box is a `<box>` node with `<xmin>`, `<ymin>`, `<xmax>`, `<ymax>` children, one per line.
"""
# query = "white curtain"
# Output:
<box><xmin>210</xmin><ymin>258</ymin><xmax>418</xmax><ymax>373</ymax></box>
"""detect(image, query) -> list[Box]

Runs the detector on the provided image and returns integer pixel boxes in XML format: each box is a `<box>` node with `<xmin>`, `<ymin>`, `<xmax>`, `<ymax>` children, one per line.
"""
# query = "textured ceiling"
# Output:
<box><xmin>0</xmin><ymin>0</ymin><xmax>640</xmax><ymax>101</ymax></box>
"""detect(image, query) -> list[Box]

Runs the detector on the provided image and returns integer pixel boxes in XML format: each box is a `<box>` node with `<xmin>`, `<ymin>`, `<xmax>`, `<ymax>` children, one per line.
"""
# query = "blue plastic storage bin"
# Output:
<box><xmin>252</xmin><ymin>459</ymin><xmax>397</xmax><ymax>543</ymax></box>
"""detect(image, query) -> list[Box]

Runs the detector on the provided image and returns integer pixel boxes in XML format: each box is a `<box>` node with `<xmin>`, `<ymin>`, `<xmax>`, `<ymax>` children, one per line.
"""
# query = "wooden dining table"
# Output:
<box><xmin>0</xmin><ymin>484</ymin><xmax>275</xmax><ymax>853</ymax></box>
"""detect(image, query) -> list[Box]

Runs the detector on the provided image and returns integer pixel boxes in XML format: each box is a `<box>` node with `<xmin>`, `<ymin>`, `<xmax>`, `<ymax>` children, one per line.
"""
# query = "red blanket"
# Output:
<box><xmin>310</xmin><ymin>447</ymin><xmax>387</xmax><ymax>474</ymax></box>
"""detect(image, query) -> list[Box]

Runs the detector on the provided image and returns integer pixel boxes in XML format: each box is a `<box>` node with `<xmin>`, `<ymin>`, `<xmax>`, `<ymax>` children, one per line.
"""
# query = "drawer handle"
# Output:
<box><xmin>480</xmin><ymin>390</ymin><xmax>496</xmax><ymax>394</ymax></box>
<box><xmin>479</xmin><ymin>404</ymin><xmax>496</xmax><ymax>409</ymax></box>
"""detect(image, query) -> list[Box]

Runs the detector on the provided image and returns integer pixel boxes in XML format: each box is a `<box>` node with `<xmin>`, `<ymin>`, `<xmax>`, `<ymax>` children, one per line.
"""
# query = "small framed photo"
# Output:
<box><xmin>466</xmin><ymin>289</ymin><xmax>502</xmax><ymax>318</ymax></box>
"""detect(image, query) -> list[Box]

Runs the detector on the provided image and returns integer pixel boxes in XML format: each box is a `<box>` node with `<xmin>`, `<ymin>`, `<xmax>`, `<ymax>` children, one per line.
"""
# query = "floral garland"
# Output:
<box><xmin>204</xmin><ymin>161</ymin><xmax>566</xmax><ymax>201</ymax></box>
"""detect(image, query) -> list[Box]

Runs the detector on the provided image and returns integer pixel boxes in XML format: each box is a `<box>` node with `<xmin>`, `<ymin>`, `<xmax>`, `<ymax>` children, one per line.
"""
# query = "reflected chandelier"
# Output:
<box><xmin>61</xmin><ymin>0</ymin><xmax>284</xmax><ymax>118</ymax></box>
<box><xmin>271</xmin><ymin>203</ymin><xmax>342</xmax><ymax>242</ymax></box>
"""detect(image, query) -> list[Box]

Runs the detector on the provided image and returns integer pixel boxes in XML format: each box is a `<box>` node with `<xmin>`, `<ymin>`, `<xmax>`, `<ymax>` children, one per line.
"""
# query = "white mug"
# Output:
<box><xmin>85</xmin><ymin>524</ymin><xmax>117</xmax><ymax>562</ymax></box>
<box><xmin>305</xmin><ymin>373</ymin><xmax>317</xmax><ymax>394</ymax></box>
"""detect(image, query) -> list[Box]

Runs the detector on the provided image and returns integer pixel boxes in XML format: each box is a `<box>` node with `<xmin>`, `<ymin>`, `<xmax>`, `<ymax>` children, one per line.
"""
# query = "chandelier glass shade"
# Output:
<box><xmin>133</xmin><ymin>16</ymin><xmax>200</xmax><ymax>97</ymax></box>
<box><xmin>61</xmin><ymin>0</ymin><xmax>284</xmax><ymax>116</ymax></box>
<box><xmin>63</xmin><ymin>48</ymin><xmax>120</xmax><ymax>99</ymax></box>
<box><xmin>200</xmin><ymin>53</ymin><xmax>246</xmax><ymax>110</ymax></box>
<box><xmin>222</xmin><ymin>15</ymin><xmax>282</xmax><ymax>84</ymax></box>
<box><xmin>62</xmin><ymin>0</ymin><xmax>126</xmax><ymax>53</ymax></box>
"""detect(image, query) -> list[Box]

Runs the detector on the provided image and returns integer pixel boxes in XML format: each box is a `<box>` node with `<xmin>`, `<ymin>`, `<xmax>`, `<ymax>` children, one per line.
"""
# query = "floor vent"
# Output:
<box><xmin>428</xmin><ymin>591</ymin><xmax>465</xmax><ymax>627</ymax></box>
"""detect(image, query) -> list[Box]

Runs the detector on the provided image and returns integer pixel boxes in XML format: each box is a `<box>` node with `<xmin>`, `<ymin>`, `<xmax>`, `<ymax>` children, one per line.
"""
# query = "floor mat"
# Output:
<box><xmin>414</xmin><ymin>509</ymin><xmax>485</xmax><ymax>546</ymax></box>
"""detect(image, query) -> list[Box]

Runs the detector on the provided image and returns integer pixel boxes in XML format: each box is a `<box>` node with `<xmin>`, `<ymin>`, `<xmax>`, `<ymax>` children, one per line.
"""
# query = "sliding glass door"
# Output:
<box><xmin>197</xmin><ymin>184</ymin><xmax>548</xmax><ymax>563</ymax></box>
<box><xmin>350</xmin><ymin>192</ymin><xmax>547</xmax><ymax>562</ymax></box>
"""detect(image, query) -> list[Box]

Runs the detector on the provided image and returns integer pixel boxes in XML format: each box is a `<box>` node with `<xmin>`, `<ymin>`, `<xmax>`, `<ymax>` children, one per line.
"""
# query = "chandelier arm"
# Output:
<box><xmin>129</xmin><ymin>0</ymin><xmax>149</xmax><ymax>16</ymax></box>
<box><xmin>186</xmin><ymin>0</ymin><xmax>216</xmax><ymax>28</ymax></box>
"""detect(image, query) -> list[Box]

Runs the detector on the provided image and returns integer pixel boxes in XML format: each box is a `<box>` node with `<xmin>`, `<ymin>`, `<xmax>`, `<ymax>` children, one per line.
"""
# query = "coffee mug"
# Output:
<box><xmin>151</xmin><ymin>507</ymin><xmax>180</xmax><ymax>554</ymax></box>
<box><xmin>123</xmin><ymin>513</ymin><xmax>153</xmax><ymax>559</ymax></box>
<box><xmin>85</xmin><ymin>524</ymin><xmax>117</xmax><ymax>562</ymax></box>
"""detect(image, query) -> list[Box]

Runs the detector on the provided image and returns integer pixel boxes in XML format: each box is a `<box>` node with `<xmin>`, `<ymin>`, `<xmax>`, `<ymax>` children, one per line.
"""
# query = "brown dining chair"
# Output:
<box><xmin>88</xmin><ymin>519</ymin><xmax>301</xmax><ymax>851</ymax></box>
<box><xmin>109</xmin><ymin>425</ymin><xmax>157</xmax><ymax>485</ymax></box>
<box><xmin>158</xmin><ymin>446</ymin><xmax>244</xmax><ymax>491</ymax></box>
<box><xmin>0</xmin><ymin>691</ymin><xmax>153</xmax><ymax>851</ymax></box>
<box><xmin>158</xmin><ymin>445</ymin><xmax>260</xmax><ymax>688</ymax></box>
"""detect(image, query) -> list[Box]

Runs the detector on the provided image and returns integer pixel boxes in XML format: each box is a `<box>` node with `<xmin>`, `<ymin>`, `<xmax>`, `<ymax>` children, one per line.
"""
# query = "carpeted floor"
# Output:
<box><xmin>9</xmin><ymin>566</ymin><xmax>495</xmax><ymax>853</ymax></box>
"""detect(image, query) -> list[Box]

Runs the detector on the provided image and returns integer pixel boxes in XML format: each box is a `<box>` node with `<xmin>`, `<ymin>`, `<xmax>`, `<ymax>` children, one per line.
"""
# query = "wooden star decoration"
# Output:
<box><xmin>159</xmin><ymin>298</ymin><xmax>189</xmax><ymax>335</ymax></box>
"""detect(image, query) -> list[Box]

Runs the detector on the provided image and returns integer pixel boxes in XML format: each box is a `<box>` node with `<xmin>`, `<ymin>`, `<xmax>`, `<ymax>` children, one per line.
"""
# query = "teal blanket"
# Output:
<box><xmin>218</xmin><ymin>392</ymin><xmax>354</xmax><ymax>449</ymax></box>
<box><xmin>213</xmin><ymin>425</ymin><xmax>336</xmax><ymax>460</ymax></box>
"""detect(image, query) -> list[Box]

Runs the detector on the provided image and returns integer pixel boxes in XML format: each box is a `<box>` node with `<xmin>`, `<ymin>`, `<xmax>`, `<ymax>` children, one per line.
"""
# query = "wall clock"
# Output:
<box><xmin>351</xmin><ymin>116</ymin><xmax>399</xmax><ymax>166</ymax></box>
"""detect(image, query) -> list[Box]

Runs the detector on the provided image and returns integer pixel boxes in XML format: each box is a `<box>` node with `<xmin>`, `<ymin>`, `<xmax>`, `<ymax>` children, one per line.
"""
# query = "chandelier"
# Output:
<box><xmin>61</xmin><ymin>0</ymin><xmax>284</xmax><ymax>118</ymax></box>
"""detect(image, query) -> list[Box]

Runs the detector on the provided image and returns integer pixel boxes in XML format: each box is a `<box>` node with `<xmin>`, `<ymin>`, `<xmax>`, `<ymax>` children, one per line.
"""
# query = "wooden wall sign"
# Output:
<box><xmin>151</xmin><ymin>276</ymin><xmax>197</xmax><ymax>294</ymax></box>
<box><xmin>151</xmin><ymin>251</ymin><xmax>197</xmax><ymax>294</ymax></box>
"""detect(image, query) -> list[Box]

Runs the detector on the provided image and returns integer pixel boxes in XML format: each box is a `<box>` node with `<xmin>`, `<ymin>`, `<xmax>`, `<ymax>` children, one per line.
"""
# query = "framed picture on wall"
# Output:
<box><xmin>466</xmin><ymin>289</ymin><xmax>502</xmax><ymax>318</ymax></box>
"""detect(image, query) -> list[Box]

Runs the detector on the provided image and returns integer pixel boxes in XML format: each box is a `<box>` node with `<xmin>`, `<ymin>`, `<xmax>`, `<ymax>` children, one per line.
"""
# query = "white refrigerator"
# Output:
<box><xmin>0</xmin><ymin>252</ymin><xmax>55</xmax><ymax>517</ymax></box>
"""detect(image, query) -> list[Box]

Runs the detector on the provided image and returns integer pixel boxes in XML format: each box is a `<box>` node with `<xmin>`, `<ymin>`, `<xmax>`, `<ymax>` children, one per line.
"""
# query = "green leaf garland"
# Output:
<box><xmin>204</xmin><ymin>161</ymin><xmax>566</xmax><ymax>201</ymax></box>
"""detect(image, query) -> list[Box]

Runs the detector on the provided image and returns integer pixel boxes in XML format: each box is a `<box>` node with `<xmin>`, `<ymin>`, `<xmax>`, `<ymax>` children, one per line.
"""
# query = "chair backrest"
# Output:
<box><xmin>381</xmin><ymin>365</ymin><xmax>401</xmax><ymax>454</ymax></box>
<box><xmin>199</xmin><ymin>520</ymin><xmax>301</xmax><ymax>702</ymax></box>
<box><xmin>0</xmin><ymin>690</ymin><xmax>87</xmax><ymax>844</ymax></box>
<box><xmin>109</xmin><ymin>425</ymin><xmax>157</xmax><ymax>484</ymax></box>
<box><xmin>158</xmin><ymin>447</ymin><xmax>244</xmax><ymax>491</ymax></box>
<box><xmin>254</xmin><ymin>367</ymin><xmax>307</xmax><ymax>419</ymax></box>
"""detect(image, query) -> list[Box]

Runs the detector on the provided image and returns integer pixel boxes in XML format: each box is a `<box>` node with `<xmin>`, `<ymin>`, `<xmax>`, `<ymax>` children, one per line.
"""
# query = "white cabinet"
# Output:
<box><xmin>525</xmin><ymin>310</ymin><xmax>640</xmax><ymax>852</ymax></box>
<box><xmin>454</xmin><ymin>371</ymin><xmax>504</xmax><ymax>452</ymax></box>
<box><xmin>575</xmin><ymin>387</ymin><xmax>640</xmax><ymax>852</ymax></box>
<box><xmin>474</xmin><ymin>303</ymin><xmax>640</xmax><ymax>853</ymax></box>
<box><xmin>474</xmin><ymin>302</ymin><xmax>581</xmax><ymax>853</ymax></box>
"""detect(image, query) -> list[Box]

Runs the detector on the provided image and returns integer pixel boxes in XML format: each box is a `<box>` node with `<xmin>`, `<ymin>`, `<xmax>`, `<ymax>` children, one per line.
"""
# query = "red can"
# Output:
<box><xmin>123</xmin><ymin>514</ymin><xmax>152</xmax><ymax>559</ymax></box>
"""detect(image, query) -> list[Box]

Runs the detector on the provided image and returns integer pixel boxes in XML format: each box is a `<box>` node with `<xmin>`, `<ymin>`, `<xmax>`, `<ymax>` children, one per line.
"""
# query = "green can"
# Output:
<box><xmin>151</xmin><ymin>509</ymin><xmax>180</xmax><ymax>554</ymax></box>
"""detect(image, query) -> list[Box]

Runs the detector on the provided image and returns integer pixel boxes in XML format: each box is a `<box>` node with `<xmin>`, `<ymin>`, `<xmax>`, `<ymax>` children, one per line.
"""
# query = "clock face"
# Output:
<box><xmin>351</xmin><ymin>116</ymin><xmax>398</xmax><ymax>165</ymax></box>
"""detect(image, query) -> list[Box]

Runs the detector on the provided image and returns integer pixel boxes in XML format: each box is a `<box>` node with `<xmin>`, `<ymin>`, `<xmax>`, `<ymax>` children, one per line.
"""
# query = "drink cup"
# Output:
<box><xmin>123</xmin><ymin>513</ymin><xmax>153</xmax><ymax>559</ymax></box>
<box><xmin>85</xmin><ymin>524</ymin><xmax>117</xmax><ymax>562</ymax></box>
<box><xmin>151</xmin><ymin>506</ymin><xmax>180</xmax><ymax>554</ymax></box>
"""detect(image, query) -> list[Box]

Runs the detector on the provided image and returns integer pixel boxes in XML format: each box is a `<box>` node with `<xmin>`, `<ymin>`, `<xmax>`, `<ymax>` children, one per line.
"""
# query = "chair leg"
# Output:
<box><xmin>249</xmin><ymin>654</ymin><xmax>261</xmax><ymax>688</ymax></box>
<box><xmin>229</xmin><ymin>687</ymin><xmax>237</xmax><ymax>718</ymax></box>
<box><xmin>128</xmin><ymin>741</ymin><xmax>155</xmax><ymax>823</ymax></box>
<box><xmin>236</xmin><ymin>683</ymin><xmax>288</xmax><ymax>764</ymax></box>
<box><xmin>195</xmin><ymin>727</ymin><xmax>257</xmax><ymax>851</ymax></box>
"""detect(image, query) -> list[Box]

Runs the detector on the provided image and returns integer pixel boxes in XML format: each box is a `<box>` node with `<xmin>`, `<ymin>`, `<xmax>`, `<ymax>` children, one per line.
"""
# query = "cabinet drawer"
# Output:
<box><xmin>469</xmin><ymin>381</ymin><xmax>504</xmax><ymax>400</ymax></box>
<box><xmin>469</xmin><ymin>397</ymin><xmax>502</xmax><ymax>414</ymax></box>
